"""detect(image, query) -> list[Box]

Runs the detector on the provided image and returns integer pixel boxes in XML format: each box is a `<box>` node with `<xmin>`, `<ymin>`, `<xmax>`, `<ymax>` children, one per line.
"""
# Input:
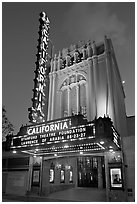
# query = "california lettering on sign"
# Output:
<box><xmin>27</xmin><ymin>120</ymin><xmax>70</xmax><ymax>135</ymax></box>
<box><xmin>28</xmin><ymin>12</ymin><xmax>50</xmax><ymax>123</ymax></box>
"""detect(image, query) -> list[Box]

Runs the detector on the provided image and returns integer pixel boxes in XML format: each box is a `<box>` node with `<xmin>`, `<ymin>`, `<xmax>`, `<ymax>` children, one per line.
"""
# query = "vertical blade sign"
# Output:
<box><xmin>28</xmin><ymin>12</ymin><xmax>50</xmax><ymax>123</ymax></box>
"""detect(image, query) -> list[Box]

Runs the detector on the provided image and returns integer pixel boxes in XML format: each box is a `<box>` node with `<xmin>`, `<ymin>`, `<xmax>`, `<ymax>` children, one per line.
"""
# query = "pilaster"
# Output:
<box><xmin>47</xmin><ymin>73</ymin><xmax>53</xmax><ymax>120</ymax></box>
<box><xmin>76</xmin><ymin>83</ymin><xmax>80</xmax><ymax>114</ymax></box>
<box><xmin>59</xmin><ymin>90</ymin><xmax>63</xmax><ymax>118</ymax></box>
<box><xmin>104</xmin><ymin>37</ymin><xmax>116</xmax><ymax>126</ymax></box>
<box><xmin>92</xmin><ymin>55</ymin><xmax>98</xmax><ymax>117</ymax></box>
<box><xmin>50</xmin><ymin>72</ymin><xmax>56</xmax><ymax>120</ymax></box>
<box><xmin>98</xmin><ymin>157</ymin><xmax>103</xmax><ymax>189</ymax></box>
<box><xmin>68</xmin><ymin>86</ymin><xmax>71</xmax><ymax>116</ymax></box>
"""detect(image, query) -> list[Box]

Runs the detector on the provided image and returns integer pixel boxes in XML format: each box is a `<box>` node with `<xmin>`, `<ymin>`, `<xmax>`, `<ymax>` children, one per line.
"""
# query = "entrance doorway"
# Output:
<box><xmin>77</xmin><ymin>156</ymin><xmax>105</xmax><ymax>188</ymax></box>
<box><xmin>31</xmin><ymin>165</ymin><xmax>41</xmax><ymax>195</ymax></box>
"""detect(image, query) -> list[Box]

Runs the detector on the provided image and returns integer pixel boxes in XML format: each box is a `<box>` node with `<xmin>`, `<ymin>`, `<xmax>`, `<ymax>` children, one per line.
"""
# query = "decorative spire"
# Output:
<box><xmin>28</xmin><ymin>12</ymin><xmax>50</xmax><ymax>123</ymax></box>
<box><xmin>66</xmin><ymin>48</ymin><xmax>71</xmax><ymax>67</ymax></box>
<box><xmin>53</xmin><ymin>54</ymin><xmax>57</xmax><ymax>71</ymax></box>
<box><xmin>92</xmin><ymin>41</ymin><xmax>97</xmax><ymax>56</ymax></box>
<box><xmin>74</xmin><ymin>44</ymin><xmax>80</xmax><ymax>63</ymax></box>
<box><xmin>58</xmin><ymin>51</ymin><xmax>63</xmax><ymax>70</ymax></box>
<box><xmin>87</xmin><ymin>40</ymin><xmax>92</xmax><ymax>58</ymax></box>
<box><xmin>82</xmin><ymin>44</ymin><xmax>87</xmax><ymax>60</ymax></box>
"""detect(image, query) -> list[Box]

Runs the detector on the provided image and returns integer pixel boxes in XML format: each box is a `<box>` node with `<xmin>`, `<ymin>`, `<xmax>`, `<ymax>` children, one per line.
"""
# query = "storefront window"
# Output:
<box><xmin>49</xmin><ymin>169</ymin><xmax>54</xmax><ymax>183</ymax></box>
<box><xmin>49</xmin><ymin>162</ymin><xmax>55</xmax><ymax>183</ymax></box>
<box><xmin>60</xmin><ymin>165</ymin><xmax>65</xmax><ymax>183</ymax></box>
<box><xmin>69</xmin><ymin>170</ymin><xmax>73</xmax><ymax>183</ymax></box>
<box><xmin>60</xmin><ymin>170</ymin><xmax>65</xmax><ymax>183</ymax></box>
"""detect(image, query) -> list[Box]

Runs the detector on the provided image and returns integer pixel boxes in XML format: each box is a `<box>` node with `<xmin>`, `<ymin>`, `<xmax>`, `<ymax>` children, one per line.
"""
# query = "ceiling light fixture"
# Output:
<box><xmin>100</xmin><ymin>141</ymin><xmax>104</xmax><ymax>145</ymax></box>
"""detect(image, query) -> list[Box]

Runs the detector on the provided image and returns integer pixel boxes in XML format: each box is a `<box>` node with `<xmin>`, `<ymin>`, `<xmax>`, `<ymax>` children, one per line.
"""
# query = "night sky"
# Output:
<box><xmin>2</xmin><ymin>2</ymin><xmax>135</xmax><ymax>134</ymax></box>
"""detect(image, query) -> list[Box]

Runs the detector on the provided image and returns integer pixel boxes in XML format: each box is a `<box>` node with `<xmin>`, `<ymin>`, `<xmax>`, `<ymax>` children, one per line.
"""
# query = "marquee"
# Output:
<box><xmin>11</xmin><ymin>116</ymin><xmax>121</xmax><ymax>156</ymax></box>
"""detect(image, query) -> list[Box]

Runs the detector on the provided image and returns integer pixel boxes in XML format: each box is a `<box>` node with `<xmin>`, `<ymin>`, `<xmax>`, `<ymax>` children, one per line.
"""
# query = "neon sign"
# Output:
<box><xmin>28</xmin><ymin>12</ymin><xmax>50</xmax><ymax>123</ymax></box>
<box><xmin>12</xmin><ymin>126</ymin><xmax>89</xmax><ymax>147</ymax></box>
<box><xmin>11</xmin><ymin>116</ymin><xmax>121</xmax><ymax>154</ymax></box>
<box><xmin>27</xmin><ymin>120</ymin><xmax>70</xmax><ymax>135</ymax></box>
<box><xmin>11</xmin><ymin>117</ymin><xmax>94</xmax><ymax>148</ymax></box>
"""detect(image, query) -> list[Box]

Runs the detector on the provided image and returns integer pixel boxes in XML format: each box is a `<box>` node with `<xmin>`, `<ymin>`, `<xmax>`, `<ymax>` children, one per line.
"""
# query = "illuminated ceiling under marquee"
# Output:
<box><xmin>11</xmin><ymin>115</ymin><xmax>121</xmax><ymax>156</ymax></box>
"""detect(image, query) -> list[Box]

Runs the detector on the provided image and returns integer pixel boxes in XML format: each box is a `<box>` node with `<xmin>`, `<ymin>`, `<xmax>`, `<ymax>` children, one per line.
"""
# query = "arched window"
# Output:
<box><xmin>62</xmin><ymin>88</ymin><xmax>68</xmax><ymax>117</ymax></box>
<box><xmin>79</xmin><ymin>83</ymin><xmax>87</xmax><ymax>118</ymax></box>
<box><xmin>60</xmin><ymin>74</ymin><xmax>87</xmax><ymax>118</ymax></box>
<box><xmin>70</xmin><ymin>86</ymin><xmax>77</xmax><ymax>115</ymax></box>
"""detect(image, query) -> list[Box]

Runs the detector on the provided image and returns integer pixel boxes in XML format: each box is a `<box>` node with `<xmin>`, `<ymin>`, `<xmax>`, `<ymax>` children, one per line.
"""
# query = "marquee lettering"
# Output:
<box><xmin>27</xmin><ymin>121</ymin><xmax>70</xmax><ymax>136</ymax></box>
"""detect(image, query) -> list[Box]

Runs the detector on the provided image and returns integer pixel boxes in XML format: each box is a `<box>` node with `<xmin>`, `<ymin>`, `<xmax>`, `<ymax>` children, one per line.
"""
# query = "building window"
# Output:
<box><xmin>49</xmin><ymin>163</ymin><xmax>55</xmax><ymax>183</ymax></box>
<box><xmin>62</xmin><ymin>89</ymin><xmax>68</xmax><ymax>117</ymax></box>
<box><xmin>69</xmin><ymin>170</ymin><xmax>73</xmax><ymax>183</ymax></box>
<box><xmin>60</xmin><ymin>165</ymin><xmax>65</xmax><ymax>183</ymax></box>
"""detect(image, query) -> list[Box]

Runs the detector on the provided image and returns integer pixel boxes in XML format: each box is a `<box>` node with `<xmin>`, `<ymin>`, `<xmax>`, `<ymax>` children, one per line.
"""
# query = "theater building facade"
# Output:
<box><xmin>2</xmin><ymin>13</ymin><xmax>135</xmax><ymax>202</ymax></box>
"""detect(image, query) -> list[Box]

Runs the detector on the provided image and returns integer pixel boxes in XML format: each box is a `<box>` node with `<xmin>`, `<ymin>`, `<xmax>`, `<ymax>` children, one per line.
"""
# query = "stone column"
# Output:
<box><xmin>98</xmin><ymin>157</ymin><xmax>103</xmax><ymax>189</ymax></box>
<box><xmin>27</xmin><ymin>156</ymin><xmax>33</xmax><ymax>192</ymax></box>
<box><xmin>50</xmin><ymin>58</ymin><xmax>54</xmax><ymax>72</ymax></box>
<box><xmin>76</xmin><ymin>83</ymin><xmax>80</xmax><ymax>114</ymax></box>
<box><xmin>104</xmin><ymin>153</ymin><xmax>109</xmax><ymax>201</ymax></box>
<box><xmin>92</xmin><ymin>41</ymin><xmax>98</xmax><ymax>118</ymax></box>
<box><xmin>87</xmin><ymin>57</ymin><xmax>96</xmax><ymax>121</ymax></box>
<box><xmin>59</xmin><ymin>90</ymin><xmax>63</xmax><ymax>118</ymax></box>
<box><xmin>68</xmin><ymin>86</ymin><xmax>71</xmax><ymax>116</ymax></box>
<box><xmin>104</xmin><ymin>36</ymin><xmax>116</xmax><ymax>126</ymax></box>
<box><xmin>47</xmin><ymin>73</ymin><xmax>53</xmax><ymax>121</ymax></box>
<box><xmin>50</xmin><ymin>72</ymin><xmax>56</xmax><ymax>120</ymax></box>
<box><xmin>85</xmin><ymin>82</ymin><xmax>89</xmax><ymax>119</ymax></box>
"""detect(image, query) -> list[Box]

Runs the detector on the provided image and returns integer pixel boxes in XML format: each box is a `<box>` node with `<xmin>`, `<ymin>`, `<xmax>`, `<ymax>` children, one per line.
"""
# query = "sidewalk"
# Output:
<box><xmin>3</xmin><ymin>188</ymin><xmax>106</xmax><ymax>202</ymax></box>
<box><xmin>2</xmin><ymin>194</ymin><xmax>74</xmax><ymax>202</ymax></box>
<box><xmin>47</xmin><ymin>188</ymin><xmax>106</xmax><ymax>202</ymax></box>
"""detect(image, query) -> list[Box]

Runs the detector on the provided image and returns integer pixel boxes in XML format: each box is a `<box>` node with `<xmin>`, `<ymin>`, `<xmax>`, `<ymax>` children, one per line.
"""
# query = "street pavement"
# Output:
<box><xmin>2</xmin><ymin>196</ymin><xmax>74</xmax><ymax>202</ymax></box>
<box><xmin>3</xmin><ymin>187</ymin><xmax>106</xmax><ymax>202</ymax></box>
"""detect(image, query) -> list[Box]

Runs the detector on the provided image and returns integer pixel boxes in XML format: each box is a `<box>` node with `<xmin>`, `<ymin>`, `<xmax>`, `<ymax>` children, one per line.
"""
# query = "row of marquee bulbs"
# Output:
<box><xmin>12</xmin><ymin>149</ymin><xmax>119</xmax><ymax>155</ymax></box>
<box><xmin>12</xmin><ymin>140</ymin><xmax>114</xmax><ymax>154</ymax></box>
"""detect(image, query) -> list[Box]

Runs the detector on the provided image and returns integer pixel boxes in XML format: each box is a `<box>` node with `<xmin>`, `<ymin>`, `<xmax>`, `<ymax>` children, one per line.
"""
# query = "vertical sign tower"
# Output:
<box><xmin>28</xmin><ymin>12</ymin><xmax>50</xmax><ymax>123</ymax></box>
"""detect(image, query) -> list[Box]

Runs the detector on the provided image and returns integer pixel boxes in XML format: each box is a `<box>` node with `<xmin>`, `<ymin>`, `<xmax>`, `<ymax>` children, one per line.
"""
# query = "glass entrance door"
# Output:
<box><xmin>77</xmin><ymin>156</ymin><xmax>105</xmax><ymax>188</ymax></box>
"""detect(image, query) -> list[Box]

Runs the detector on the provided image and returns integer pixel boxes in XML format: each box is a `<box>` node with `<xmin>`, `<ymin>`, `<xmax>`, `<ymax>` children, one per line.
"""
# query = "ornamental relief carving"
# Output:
<box><xmin>57</xmin><ymin>60</ymin><xmax>89</xmax><ymax>77</ymax></box>
<box><xmin>59</xmin><ymin>73</ymin><xmax>86</xmax><ymax>90</ymax></box>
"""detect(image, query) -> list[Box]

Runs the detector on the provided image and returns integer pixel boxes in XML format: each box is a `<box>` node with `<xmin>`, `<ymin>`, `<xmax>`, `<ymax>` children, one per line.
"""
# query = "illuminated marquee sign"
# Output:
<box><xmin>28</xmin><ymin>12</ymin><xmax>50</xmax><ymax>123</ymax></box>
<box><xmin>11</xmin><ymin>116</ymin><xmax>121</xmax><ymax>154</ymax></box>
<box><xmin>12</xmin><ymin>117</ymin><xmax>95</xmax><ymax>148</ymax></box>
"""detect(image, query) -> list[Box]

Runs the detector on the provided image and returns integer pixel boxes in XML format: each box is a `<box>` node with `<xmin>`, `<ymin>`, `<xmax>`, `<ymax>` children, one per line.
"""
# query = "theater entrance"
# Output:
<box><xmin>77</xmin><ymin>156</ymin><xmax>106</xmax><ymax>188</ymax></box>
